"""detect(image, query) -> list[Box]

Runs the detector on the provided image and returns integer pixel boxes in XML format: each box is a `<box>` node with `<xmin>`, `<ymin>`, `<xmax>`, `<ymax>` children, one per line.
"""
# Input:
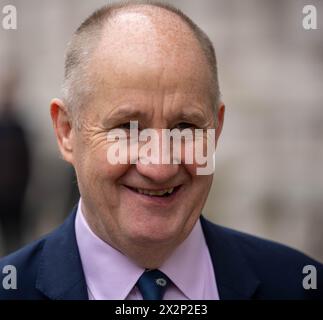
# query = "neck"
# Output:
<box><xmin>116</xmin><ymin>241</ymin><xmax>178</xmax><ymax>269</ymax></box>
<box><xmin>83</xmin><ymin>211</ymin><xmax>182</xmax><ymax>269</ymax></box>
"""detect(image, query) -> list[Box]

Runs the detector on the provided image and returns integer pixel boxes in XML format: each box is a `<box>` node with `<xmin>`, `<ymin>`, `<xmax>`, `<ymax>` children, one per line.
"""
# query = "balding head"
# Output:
<box><xmin>62</xmin><ymin>1</ymin><xmax>221</xmax><ymax>123</ymax></box>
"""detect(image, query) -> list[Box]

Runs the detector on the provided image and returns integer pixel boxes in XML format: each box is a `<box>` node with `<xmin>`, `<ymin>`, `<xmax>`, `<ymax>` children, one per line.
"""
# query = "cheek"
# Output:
<box><xmin>74</xmin><ymin>134</ymin><xmax>131</xmax><ymax>183</ymax></box>
<box><xmin>184</xmin><ymin>163</ymin><xmax>213</xmax><ymax>195</ymax></box>
<box><xmin>184</xmin><ymin>163</ymin><xmax>198</xmax><ymax>176</ymax></box>
<box><xmin>84</xmin><ymin>154</ymin><xmax>130</xmax><ymax>183</ymax></box>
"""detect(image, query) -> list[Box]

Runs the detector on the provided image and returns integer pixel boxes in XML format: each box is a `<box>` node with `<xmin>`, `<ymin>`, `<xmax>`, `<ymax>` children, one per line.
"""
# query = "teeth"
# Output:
<box><xmin>136</xmin><ymin>187</ymin><xmax>175</xmax><ymax>196</ymax></box>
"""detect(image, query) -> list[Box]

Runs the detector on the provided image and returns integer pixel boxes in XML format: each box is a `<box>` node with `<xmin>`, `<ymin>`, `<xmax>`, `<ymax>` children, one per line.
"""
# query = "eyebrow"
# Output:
<box><xmin>102</xmin><ymin>104</ymin><xmax>211</xmax><ymax>127</ymax></box>
<box><xmin>102</xmin><ymin>105</ymin><xmax>146</xmax><ymax>126</ymax></box>
<box><xmin>172</xmin><ymin>109</ymin><xmax>210</xmax><ymax>126</ymax></box>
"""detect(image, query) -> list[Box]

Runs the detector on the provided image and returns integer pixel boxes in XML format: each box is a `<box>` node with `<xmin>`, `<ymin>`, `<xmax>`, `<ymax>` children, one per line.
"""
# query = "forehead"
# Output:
<box><xmin>87</xmin><ymin>7</ymin><xmax>214</xmax><ymax>105</ymax></box>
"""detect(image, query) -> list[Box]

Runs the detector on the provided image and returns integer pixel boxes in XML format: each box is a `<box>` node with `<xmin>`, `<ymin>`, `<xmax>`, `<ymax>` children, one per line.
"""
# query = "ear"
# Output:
<box><xmin>50</xmin><ymin>98</ymin><xmax>74</xmax><ymax>165</ymax></box>
<box><xmin>215</xmin><ymin>103</ymin><xmax>225</xmax><ymax>143</ymax></box>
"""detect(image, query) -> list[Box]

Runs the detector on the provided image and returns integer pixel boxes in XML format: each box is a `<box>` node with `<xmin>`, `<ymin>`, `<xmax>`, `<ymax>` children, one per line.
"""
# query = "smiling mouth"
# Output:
<box><xmin>125</xmin><ymin>185</ymin><xmax>181</xmax><ymax>197</ymax></box>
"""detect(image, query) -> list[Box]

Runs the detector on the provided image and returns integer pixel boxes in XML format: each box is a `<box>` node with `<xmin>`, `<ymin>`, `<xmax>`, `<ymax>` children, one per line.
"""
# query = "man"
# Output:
<box><xmin>0</xmin><ymin>1</ymin><xmax>322</xmax><ymax>300</ymax></box>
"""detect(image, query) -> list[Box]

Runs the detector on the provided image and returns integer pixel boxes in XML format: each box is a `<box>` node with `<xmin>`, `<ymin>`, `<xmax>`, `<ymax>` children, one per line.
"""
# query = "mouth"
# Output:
<box><xmin>124</xmin><ymin>185</ymin><xmax>182</xmax><ymax>199</ymax></box>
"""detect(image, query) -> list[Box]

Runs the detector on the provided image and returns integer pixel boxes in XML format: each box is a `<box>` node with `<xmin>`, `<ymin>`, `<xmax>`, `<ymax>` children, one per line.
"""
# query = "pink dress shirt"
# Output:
<box><xmin>75</xmin><ymin>199</ymin><xmax>219</xmax><ymax>300</ymax></box>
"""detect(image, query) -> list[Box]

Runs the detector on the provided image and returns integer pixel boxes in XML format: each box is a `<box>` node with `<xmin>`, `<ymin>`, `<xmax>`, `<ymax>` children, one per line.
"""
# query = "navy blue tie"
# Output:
<box><xmin>137</xmin><ymin>269</ymin><xmax>170</xmax><ymax>300</ymax></box>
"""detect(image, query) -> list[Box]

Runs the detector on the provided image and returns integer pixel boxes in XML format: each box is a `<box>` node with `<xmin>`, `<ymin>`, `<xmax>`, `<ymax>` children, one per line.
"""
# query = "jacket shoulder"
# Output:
<box><xmin>201</xmin><ymin>217</ymin><xmax>323</xmax><ymax>299</ymax></box>
<box><xmin>218</xmin><ymin>224</ymin><xmax>321</xmax><ymax>267</ymax></box>
<box><xmin>0</xmin><ymin>236</ymin><xmax>48</xmax><ymax>299</ymax></box>
<box><xmin>0</xmin><ymin>209</ymin><xmax>87</xmax><ymax>300</ymax></box>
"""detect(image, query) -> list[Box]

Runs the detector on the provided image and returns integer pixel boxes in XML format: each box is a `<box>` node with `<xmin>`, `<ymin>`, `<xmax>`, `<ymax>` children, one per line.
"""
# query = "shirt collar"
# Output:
<box><xmin>159</xmin><ymin>217</ymin><xmax>213</xmax><ymax>300</ymax></box>
<box><xmin>75</xmin><ymin>201</ymin><xmax>143</xmax><ymax>299</ymax></box>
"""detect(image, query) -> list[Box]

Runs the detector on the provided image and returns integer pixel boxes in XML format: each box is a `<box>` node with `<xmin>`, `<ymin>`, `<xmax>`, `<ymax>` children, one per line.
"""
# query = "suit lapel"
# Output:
<box><xmin>36</xmin><ymin>207</ymin><xmax>88</xmax><ymax>300</ymax></box>
<box><xmin>200</xmin><ymin>216</ymin><xmax>260</xmax><ymax>300</ymax></box>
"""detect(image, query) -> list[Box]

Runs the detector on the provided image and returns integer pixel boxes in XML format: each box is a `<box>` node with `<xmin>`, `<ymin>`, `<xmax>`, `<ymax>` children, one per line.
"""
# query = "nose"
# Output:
<box><xmin>136</xmin><ymin>162</ymin><xmax>180</xmax><ymax>184</ymax></box>
<box><xmin>135</xmin><ymin>129</ymin><xmax>180</xmax><ymax>183</ymax></box>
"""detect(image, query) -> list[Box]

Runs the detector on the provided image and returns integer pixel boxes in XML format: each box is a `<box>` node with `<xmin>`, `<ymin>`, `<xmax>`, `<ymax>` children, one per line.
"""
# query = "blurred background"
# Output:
<box><xmin>0</xmin><ymin>0</ymin><xmax>322</xmax><ymax>261</ymax></box>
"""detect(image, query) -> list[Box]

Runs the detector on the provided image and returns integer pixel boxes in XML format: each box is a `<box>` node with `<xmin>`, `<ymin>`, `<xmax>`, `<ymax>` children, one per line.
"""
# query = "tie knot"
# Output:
<box><xmin>137</xmin><ymin>269</ymin><xmax>170</xmax><ymax>300</ymax></box>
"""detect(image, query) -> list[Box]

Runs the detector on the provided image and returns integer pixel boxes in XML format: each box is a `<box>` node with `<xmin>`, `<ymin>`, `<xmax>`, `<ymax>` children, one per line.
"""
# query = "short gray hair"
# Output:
<box><xmin>62</xmin><ymin>1</ymin><xmax>221</xmax><ymax>122</ymax></box>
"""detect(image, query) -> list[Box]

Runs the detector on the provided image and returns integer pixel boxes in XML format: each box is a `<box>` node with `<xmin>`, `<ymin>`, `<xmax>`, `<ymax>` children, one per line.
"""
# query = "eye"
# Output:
<box><xmin>174</xmin><ymin>122</ymin><xmax>196</xmax><ymax>130</ymax></box>
<box><xmin>117</xmin><ymin>122</ymin><xmax>131</xmax><ymax>130</ymax></box>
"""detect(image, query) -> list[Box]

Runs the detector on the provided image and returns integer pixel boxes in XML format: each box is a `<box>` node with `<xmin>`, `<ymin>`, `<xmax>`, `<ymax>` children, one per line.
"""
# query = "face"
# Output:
<box><xmin>53</xmin><ymin>10</ymin><xmax>224</xmax><ymax>259</ymax></box>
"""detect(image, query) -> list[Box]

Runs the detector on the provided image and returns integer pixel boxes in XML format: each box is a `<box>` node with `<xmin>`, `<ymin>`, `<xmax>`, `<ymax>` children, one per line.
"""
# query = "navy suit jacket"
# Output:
<box><xmin>0</xmin><ymin>206</ymin><xmax>323</xmax><ymax>300</ymax></box>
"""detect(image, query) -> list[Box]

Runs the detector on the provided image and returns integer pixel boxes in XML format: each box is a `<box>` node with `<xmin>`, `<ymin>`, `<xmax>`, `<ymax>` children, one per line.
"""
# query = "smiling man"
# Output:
<box><xmin>0</xmin><ymin>1</ymin><xmax>323</xmax><ymax>300</ymax></box>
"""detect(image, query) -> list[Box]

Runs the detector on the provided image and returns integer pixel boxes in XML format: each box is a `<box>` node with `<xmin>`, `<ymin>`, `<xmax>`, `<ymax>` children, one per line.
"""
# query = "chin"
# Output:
<box><xmin>124</xmin><ymin>221</ymin><xmax>183</xmax><ymax>246</ymax></box>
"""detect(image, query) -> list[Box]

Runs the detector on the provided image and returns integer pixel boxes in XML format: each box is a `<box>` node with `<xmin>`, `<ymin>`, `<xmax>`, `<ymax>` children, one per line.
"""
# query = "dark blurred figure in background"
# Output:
<box><xmin>0</xmin><ymin>73</ymin><xmax>30</xmax><ymax>254</ymax></box>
